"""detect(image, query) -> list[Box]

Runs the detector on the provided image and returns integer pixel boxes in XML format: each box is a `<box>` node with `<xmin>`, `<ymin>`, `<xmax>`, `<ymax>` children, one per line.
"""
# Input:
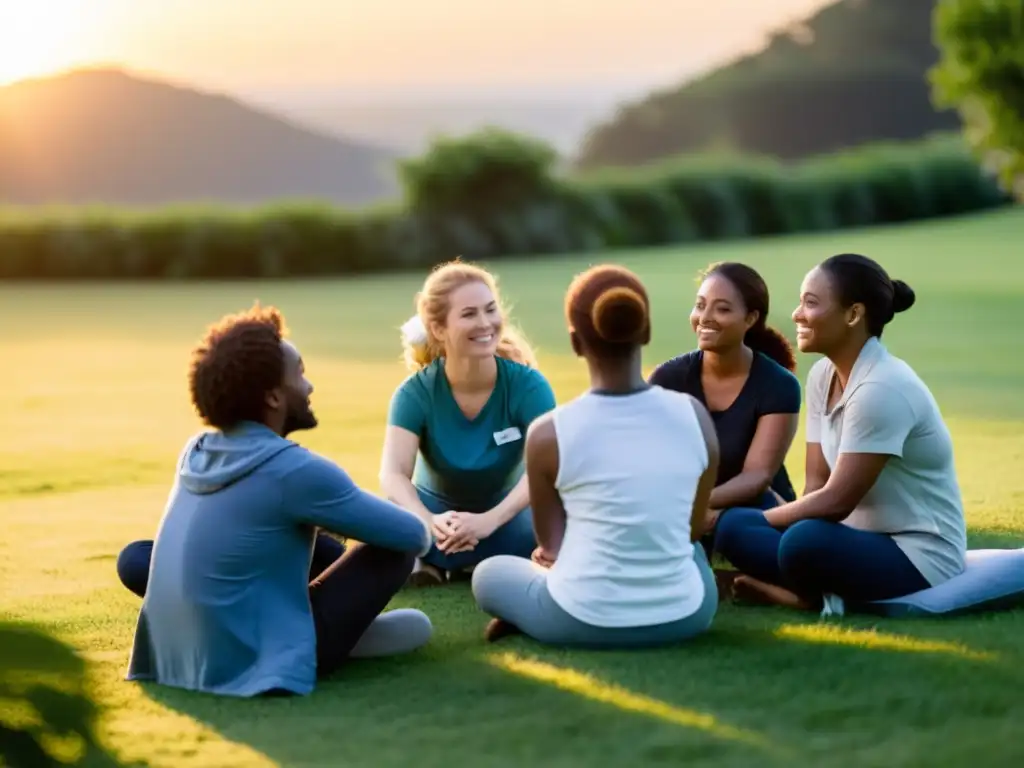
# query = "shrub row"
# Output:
<box><xmin>0</xmin><ymin>133</ymin><xmax>1012</xmax><ymax>280</ymax></box>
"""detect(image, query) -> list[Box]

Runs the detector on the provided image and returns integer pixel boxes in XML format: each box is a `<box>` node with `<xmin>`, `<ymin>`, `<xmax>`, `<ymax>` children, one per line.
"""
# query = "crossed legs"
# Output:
<box><xmin>115</xmin><ymin>534</ymin><xmax>431</xmax><ymax>675</ymax></box>
<box><xmin>714</xmin><ymin>509</ymin><xmax>931</xmax><ymax>610</ymax></box>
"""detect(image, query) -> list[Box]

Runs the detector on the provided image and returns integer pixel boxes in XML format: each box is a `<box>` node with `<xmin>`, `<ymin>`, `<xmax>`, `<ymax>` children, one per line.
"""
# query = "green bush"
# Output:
<box><xmin>574</xmin><ymin>170</ymin><xmax>698</xmax><ymax>248</ymax></box>
<box><xmin>0</xmin><ymin>131</ymin><xmax>1012</xmax><ymax>280</ymax></box>
<box><xmin>399</xmin><ymin>127</ymin><xmax>559</xmax><ymax>214</ymax></box>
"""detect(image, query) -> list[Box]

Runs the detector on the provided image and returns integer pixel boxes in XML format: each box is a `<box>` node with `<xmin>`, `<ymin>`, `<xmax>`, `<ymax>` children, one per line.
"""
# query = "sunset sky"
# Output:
<box><xmin>1</xmin><ymin>0</ymin><xmax>832</xmax><ymax>94</ymax></box>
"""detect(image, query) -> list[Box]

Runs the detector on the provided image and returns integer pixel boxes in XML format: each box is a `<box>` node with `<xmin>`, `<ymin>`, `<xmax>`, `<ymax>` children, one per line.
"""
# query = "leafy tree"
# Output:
<box><xmin>931</xmin><ymin>0</ymin><xmax>1024</xmax><ymax>199</ymax></box>
<box><xmin>398</xmin><ymin>127</ymin><xmax>559</xmax><ymax>214</ymax></box>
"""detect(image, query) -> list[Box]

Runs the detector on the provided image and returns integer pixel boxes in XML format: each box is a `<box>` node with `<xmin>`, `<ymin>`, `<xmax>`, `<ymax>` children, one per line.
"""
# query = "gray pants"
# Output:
<box><xmin>471</xmin><ymin>547</ymin><xmax>718</xmax><ymax>648</ymax></box>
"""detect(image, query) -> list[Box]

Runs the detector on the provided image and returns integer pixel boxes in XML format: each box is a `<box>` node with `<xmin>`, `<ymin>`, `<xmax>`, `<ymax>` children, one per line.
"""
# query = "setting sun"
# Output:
<box><xmin>0</xmin><ymin>2</ymin><xmax>89</xmax><ymax>85</ymax></box>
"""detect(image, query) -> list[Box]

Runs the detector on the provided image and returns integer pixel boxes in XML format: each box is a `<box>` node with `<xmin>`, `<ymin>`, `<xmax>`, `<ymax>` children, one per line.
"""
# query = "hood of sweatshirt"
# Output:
<box><xmin>177</xmin><ymin>421</ymin><xmax>297</xmax><ymax>494</ymax></box>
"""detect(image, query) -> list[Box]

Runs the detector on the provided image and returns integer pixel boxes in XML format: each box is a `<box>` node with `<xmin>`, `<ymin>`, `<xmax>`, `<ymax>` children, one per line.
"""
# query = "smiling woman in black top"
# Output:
<box><xmin>649</xmin><ymin>262</ymin><xmax>801</xmax><ymax>545</ymax></box>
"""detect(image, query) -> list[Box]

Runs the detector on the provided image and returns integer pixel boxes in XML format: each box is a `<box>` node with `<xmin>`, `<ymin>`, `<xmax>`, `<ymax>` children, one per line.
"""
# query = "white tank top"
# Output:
<box><xmin>545</xmin><ymin>386</ymin><xmax>710</xmax><ymax>627</ymax></box>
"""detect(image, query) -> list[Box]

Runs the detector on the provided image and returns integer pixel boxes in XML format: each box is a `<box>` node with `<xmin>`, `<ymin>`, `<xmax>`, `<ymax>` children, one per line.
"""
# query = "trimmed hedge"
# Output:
<box><xmin>0</xmin><ymin>133</ymin><xmax>1012</xmax><ymax>280</ymax></box>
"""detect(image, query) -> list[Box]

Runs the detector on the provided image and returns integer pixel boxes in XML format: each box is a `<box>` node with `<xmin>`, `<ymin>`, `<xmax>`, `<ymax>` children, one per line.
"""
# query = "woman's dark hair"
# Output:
<box><xmin>565</xmin><ymin>264</ymin><xmax>651</xmax><ymax>359</ymax></box>
<box><xmin>702</xmin><ymin>261</ymin><xmax>796</xmax><ymax>372</ymax></box>
<box><xmin>819</xmin><ymin>253</ymin><xmax>915</xmax><ymax>338</ymax></box>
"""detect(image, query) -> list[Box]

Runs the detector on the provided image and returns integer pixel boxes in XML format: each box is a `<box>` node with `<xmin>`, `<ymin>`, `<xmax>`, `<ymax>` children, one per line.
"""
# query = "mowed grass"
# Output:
<box><xmin>2</xmin><ymin>207</ymin><xmax>1024</xmax><ymax>767</ymax></box>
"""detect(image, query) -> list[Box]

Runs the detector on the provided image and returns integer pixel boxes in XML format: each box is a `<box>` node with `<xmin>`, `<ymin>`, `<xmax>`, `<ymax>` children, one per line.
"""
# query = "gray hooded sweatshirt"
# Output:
<box><xmin>125</xmin><ymin>421</ymin><xmax>431</xmax><ymax>697</ymax></box>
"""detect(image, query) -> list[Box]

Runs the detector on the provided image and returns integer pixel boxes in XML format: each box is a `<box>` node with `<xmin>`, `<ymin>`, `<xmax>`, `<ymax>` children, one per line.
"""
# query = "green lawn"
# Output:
<box><xmin>2</xmin><ymin>207</ymin><xmax>1024</xmax><ymax>767</ymax></box>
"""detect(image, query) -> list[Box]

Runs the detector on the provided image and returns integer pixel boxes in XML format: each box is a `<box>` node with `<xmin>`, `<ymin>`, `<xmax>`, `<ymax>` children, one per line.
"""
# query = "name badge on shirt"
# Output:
<box><xmin>493</xmin><ymin>427</ymin><xmax>522</xmax><ymax>446</ymax></box>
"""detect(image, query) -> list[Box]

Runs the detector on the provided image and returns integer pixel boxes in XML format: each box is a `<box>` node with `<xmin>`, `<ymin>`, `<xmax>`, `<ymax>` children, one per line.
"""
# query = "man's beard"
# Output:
<box><xmin>282</xmin><ymin>397</ymin><xmax>318</xmax><ymax>436</ymax></box>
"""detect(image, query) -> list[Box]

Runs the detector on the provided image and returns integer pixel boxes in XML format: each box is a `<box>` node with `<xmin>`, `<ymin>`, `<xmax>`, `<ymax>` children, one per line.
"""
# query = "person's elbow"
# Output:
<box><xmin>815</xmin><ymin>485</ymin><xmax>859</xmax><ymax>523</ymax></box>
<box><xmin>374</xmin><ymin>505</ymin><xmax>432</xmax><ymax>556</ymax></box>
<box><xmin>397</xmin><ymin>514</ymin><xmax>432</xmax><ymax>556</ymax></box>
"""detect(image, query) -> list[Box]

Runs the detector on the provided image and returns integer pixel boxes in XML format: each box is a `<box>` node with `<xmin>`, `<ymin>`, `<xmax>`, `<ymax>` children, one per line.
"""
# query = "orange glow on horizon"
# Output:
<box><xmin>0</xmin><ymin>0</ymin><xmax>833</xmax><ymax>91</ymax></box>
<box><xmin>0</xmin><ymin>3</ymin><xmax>96</xmax><ymax>85</ymax></box>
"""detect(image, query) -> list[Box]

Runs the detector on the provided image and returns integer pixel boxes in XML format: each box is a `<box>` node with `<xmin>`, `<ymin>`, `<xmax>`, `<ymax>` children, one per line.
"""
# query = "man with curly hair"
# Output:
<box><xmin>117</xmin><ymin>304</ymin><xmax>433</xmax><ymax>697</ymax></box>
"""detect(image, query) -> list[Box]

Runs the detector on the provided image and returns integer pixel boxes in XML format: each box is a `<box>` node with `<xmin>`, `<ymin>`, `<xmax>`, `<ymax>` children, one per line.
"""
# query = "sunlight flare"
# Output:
<box><xmin>0</xmin><ymin>2</ymin><xmax>91</xmax><ymax>85</ymax></box>
<box><xmin>774</xmin><ymin>624</ymin><xmax>997</xmax><ymax>661</ymax></box>
<box><xmin>488</xmin><ymin>652</ymin><xmax>777</xmax><ymax>751</ymax></box>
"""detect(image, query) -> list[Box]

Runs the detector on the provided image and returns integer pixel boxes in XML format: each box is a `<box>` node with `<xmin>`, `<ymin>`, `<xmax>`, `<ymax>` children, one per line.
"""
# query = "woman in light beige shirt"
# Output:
<box><xmin>714</xmin><ymin>253</ymin><xmax>967</xmax><ymax>615</ymax></box>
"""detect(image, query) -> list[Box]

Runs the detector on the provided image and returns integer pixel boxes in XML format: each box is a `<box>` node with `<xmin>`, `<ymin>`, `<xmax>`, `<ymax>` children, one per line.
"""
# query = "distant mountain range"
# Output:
<box><xmin>576</xmin><ymin>0</ymin><xmax>958</xmax><ymax>169</ymax></box>
<box><xmin>0</xmin><ymin>68</ymin><xmax>400</xmax><ymax>208</ymax></box>
<box><xmin>0</xmin><ymin>68</ymin><xmax>649</xmax><ymax>208</ymax></box>
<box><xmin>0</xmin><ymin>1</ymin><xmax>965</xmax><ymax>210</ymax></box>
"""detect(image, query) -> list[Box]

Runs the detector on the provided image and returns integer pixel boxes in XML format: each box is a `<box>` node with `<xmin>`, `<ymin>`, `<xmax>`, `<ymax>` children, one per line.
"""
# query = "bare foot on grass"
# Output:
<box><xmin>484</xmin><ymin>618</ymin><xmax>523</xmax><ymax>643</ymax></box>
<box><xmin>713</xmin><ymin>568</ymin><xmax>741</xmax><ymax>602</ymax></box>
<box><xmin>732</xmin><ymin>575</ymin><xmax>816</xmax><ymax>611</ymax></box>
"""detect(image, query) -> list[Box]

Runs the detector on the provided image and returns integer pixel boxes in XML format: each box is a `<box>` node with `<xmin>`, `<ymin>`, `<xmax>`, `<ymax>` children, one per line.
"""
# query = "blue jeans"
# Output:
<box><xmin>416</xmin><ymin>488</ymin><xmax>536</xmax><ymax>571</ymax></box>
<box><xmin>714</xmin><ymin>508</ymin><xmax>931</xmax><ymax>604</ymax></box>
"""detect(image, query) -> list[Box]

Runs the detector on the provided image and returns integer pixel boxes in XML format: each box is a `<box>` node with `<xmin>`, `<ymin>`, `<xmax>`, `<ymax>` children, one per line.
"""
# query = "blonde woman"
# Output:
<box><xmin>379</xmin><ymin>261</ymin><xmax>558</xmax><ymax>586</ymax></box>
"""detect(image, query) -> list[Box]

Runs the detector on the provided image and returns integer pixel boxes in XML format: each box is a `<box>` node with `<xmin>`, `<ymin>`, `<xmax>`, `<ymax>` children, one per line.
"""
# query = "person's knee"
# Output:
<box><xmin>778</xmin><ymin>519</ymin><xmax>834</xmax><ymax>578</ymax></box>
<box><xmin>116</xmin><ymin>540</ymin><xmax>152</xmax><ymax>597</ymax></box>
<box><xmin>348</xmin><ymin>608</ymin><xmax>433</xmax><ymax>659</ymax></box>
<box><xmin>404</xmin><ymin>609</ymin><xmax>434</xmax><ymax>645</ymax></box>
<box><xmin>470</xmin><ymin>555</ymin><xmax>505</xmax><ymax>610</ymax></box>
<box><xmin>395</xmin><ymin>609</ymin><xmax>434</xmax><ymax>654</ymax></box>
<box><xmin>713</xmin><ymin>507</ymin><xmax>764</xmax><ymax>556</ymax></box>
<box><xmin>473</xmin><ymin>557</ymin><xmax>562</xmax><ymax>641</ymax></box>
<box><xmin>359</xmin><ymin>544</ymin><xmax>417</xmax><ymax>590</ymax></box>
<box><xmin>471</xmin><ymin>554</ymin><xmax>532</xmax><ymax>615</ymax></box>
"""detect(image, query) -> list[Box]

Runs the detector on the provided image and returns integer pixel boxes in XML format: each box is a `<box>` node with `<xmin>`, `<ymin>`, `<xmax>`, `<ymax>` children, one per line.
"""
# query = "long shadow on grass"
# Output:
<box><xmin>140</xmin><ymin>586</ymin><xmax>1024</xmax><ymax>768</ymax></box>
<box><xmin>2</xmin><ymin>622</ymin><xmax>145</xmax><ymax>768</ymax></box>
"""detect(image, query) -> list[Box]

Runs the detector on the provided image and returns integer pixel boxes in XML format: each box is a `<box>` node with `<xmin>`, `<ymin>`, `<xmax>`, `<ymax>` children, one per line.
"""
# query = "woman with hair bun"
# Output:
<box><xmin>379</xmin><ymin>260</ymin><xmax>557</xmax><ymax>587</ymax></box>
<box><xmin>715</xmin><ymin>254</ymin><xmax>967</xmax><ymax>614</ymax></box>
<box><xmin>472</xmin><ymin>264</ymin><xmax>720</xmax><ymax>647</ymax></box>
<box><xmin>649</xmin><ymin>262</ymin><xmax>802</xmax><ymax>551</ymax></box>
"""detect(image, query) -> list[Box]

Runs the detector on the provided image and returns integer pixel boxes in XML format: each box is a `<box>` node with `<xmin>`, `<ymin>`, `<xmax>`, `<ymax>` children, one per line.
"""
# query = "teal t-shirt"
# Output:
<box><xmin>388</xmin><ymin>356</ymin><xmax>557</xmax><ymax>511</ymax></box>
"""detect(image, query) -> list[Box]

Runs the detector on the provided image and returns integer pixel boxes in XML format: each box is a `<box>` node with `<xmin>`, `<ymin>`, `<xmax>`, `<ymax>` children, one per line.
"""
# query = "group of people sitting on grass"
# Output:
<box><xmin>114</xmin><ymin>252</ymin><xmax>967</xmax><ymax>698</ymax></box>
